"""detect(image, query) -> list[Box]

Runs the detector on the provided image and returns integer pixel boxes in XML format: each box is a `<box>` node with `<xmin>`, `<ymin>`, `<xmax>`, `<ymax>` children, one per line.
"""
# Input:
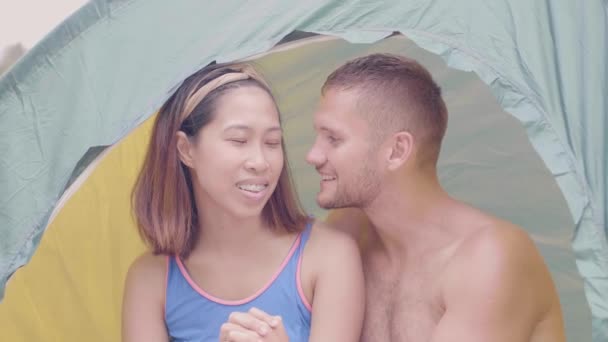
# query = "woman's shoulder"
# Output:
<box><xmin>128</xmin><ymin>252</ymin><xmax>167</xmax><ymax>276</ymax></box>
<box><xmin>124</xmin><ymin>252</ymin><xmax>168</xmax><ymax>296</ymax></box>
<box><xmin>302</xmin><ymin>219</ymin><xmax>365</xmax><ymax>328</ymax></box>
<box><xmin>305</xmin><ymin>219</ymin><xmax>361</xmax><ymax>263</ymax></box>
<box><xmin>122</xmin><ymin>252</ymin><xmax>168</xmax><ymax>338</ymax></box>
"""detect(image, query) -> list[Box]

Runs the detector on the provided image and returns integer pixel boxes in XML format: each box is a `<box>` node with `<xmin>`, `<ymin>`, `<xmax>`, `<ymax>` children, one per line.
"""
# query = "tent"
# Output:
<box><xmin>0</xmin><ymin>0</ymin><xmax>605</xmax><ymax>340</ymax></box>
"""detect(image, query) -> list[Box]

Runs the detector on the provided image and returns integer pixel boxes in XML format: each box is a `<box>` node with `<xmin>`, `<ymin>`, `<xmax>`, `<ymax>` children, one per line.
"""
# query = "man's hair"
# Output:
<box><xmin>322</xmin><ymin>53</ymin><xmax>448</xmax><ymax>167</ymax></box>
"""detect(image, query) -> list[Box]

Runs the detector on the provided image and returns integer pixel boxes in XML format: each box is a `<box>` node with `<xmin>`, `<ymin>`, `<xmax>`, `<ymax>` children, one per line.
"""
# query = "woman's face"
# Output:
<box><xmin>178</xmin><ymin>85</ymin><xmax>284</xmax><ymax>220</ymax></box>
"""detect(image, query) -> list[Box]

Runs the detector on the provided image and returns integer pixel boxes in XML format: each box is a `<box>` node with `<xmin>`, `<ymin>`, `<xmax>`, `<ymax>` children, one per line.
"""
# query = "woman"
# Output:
<box><xmin>122</xmin><ymin>62</ymin><xmax>364</xmax><ymax>342</ymax></box>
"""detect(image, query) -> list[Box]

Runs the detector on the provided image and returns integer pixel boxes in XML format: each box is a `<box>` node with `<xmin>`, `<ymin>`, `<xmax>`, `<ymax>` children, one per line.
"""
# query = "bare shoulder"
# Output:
<box><xmin>302</xmin><ymin>220</ymin><xmax>365</xmax><ymax>341</ymax></box>
<box><xmin>301</xmin><ymin>219</ymin><xmax>362</xmax><ymax>278</ymax></box>
<box><xmin>457</xmin><ymin>218</ymin><xmax>538</xmax><ymax>261</ymax></box>
<box><xmin>127</xmin><ymin>252</ymin><xmax>167</xmax><ymax>281</ymax></box>
<box><xmin>122</xmin><ymin>252</ymin><xmax>169</xmax><ymax>341</ymax></box>
<box><xmin>124</xmin><ymin>251</ymin><xmax>168</xmax><ymax>300</ymax></box>
<box><xmin>444</xmin><ymin>217</ymin><xmax>558</xmax><ymax>318</ymax></box>
<box><xmin>297</xmin><ymin>219</ymin><xmax>364</xmax><ymax>310</ymax></box>
<box><xmin>307</xmin><ymin>219</ymin><xmax>361</xmax><ymax>257</ymax></box>
<box><xmin>450</xmin><ymin>218</ymin><xmax>545</xmax><ymax>278</ymax></box>
<box><xmin>434</xmin><ymin>210</ymin><xmax>566</xmax><ymax>341</ymax></box>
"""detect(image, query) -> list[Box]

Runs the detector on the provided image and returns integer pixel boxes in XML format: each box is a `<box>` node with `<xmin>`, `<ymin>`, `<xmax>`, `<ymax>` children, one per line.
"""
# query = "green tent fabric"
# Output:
<box><xmin>0</xmin><ymin>0</ymin><xmax>606</xmax><ymax>340</ymax></box>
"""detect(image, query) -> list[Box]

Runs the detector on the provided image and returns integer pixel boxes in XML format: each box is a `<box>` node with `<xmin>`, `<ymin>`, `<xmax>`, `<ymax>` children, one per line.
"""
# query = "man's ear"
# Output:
<box><xmin>386</xmin><ymin>131</ymin><xmax>414</xmax><ymax>171</ymax></box>
<box><xmin>176</xmin><ymin>131</ymin><xmax>194</xmax><ymax>168</ymax></box>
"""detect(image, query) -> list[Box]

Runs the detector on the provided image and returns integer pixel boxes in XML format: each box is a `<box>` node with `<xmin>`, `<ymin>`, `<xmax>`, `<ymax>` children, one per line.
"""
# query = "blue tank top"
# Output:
<box><xmin>165</xmin><ymin>221</ymin><xmax>313</xmax><ymax>342</ymax></box>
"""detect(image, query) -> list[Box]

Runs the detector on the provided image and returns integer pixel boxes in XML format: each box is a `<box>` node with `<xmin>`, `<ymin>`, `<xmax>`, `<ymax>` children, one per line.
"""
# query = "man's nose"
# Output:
<box><xmin>306</xmin><ymin>140</ymin><xmax>325</xmax><ymax>166</ymax></box>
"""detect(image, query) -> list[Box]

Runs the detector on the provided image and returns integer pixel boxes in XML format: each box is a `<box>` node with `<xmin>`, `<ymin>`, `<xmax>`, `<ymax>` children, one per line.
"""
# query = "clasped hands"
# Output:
<box><xmin>219</xmin><ymin>307</ymin><xmax>289</xmax><ymax>342</ymax></box>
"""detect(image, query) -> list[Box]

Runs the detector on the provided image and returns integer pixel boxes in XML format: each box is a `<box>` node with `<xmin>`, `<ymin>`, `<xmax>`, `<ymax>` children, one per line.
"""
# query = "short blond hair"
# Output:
<box><xmin>323</xmin><ymin>53</ymin><xmax>448</xmax><ymax>167</ymax></box>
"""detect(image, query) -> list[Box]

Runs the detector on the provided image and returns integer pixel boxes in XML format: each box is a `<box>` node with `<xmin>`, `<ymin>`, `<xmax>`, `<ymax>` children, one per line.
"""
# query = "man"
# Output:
<box><xmin>306</xmin><ymin>53</ymin><xmax>566</xmax><ymax>341</ymax></box>
<box><xmin>216</xmin><ymin>53</ymin><xmax>566</xmax><ymax>342</ymax></box>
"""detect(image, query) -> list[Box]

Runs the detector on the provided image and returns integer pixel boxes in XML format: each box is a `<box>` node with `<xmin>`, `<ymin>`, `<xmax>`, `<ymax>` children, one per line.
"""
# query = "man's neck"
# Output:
<box><xmin>362</xmin><ymin>174</ymin><xmax>458</xmax><ymax>264</ymax></box>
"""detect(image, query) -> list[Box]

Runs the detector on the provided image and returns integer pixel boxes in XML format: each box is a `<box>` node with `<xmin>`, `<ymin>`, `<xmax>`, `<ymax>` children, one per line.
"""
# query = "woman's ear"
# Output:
<box><xmin>386</xmin><ymin>131</ymin><xmax>414</xmax><ymax>171</ymax></box>
<box><xmin>176</xmin><ymin>131</ymin><xmax>194</xmax><ymax>168</ymax></box>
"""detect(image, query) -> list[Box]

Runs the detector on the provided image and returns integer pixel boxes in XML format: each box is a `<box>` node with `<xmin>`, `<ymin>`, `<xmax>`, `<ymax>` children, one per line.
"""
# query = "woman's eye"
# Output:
<box><xmin>229</xmin><ymin>139</ymin><xmax>246</xmax><ymax>144</ymax></box>
<box><xmin>266</xmin><ymin>140</ymin><xmax>281</xmax><ymax>147</ymax></box>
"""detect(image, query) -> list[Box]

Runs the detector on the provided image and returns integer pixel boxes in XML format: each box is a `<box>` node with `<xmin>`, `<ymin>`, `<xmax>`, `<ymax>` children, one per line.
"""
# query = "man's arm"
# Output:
<box><xmin>431</xmin><ymin>225</ymin><xmax>565</xmax><ymax>342</ymax></box>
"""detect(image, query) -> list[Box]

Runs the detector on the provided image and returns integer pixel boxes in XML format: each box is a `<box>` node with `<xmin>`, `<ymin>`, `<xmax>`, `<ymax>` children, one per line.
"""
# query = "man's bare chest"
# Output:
<box><xmin>360</xmin><ymin>267</ymin><xmax>445</xmax><ymax>342</ymax></box>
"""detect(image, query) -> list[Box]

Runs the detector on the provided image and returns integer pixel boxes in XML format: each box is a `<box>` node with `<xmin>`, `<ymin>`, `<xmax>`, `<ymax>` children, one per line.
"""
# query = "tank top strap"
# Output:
<box><xmin>292</xmin><ymin>218</ymin><xmax>314</xmax><ymax>313</ymax></box>
<box><xmin>297</xmin><ymin>218</ymin><xmax>314</xmax><ymax>251</ymax></box>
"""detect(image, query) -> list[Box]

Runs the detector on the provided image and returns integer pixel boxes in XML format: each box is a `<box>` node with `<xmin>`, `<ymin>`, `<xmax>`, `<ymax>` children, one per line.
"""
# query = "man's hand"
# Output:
<box><xmin>219</xmin><ymin>308</ymin><xmax>289</xmax><ymax>342</ymax></box>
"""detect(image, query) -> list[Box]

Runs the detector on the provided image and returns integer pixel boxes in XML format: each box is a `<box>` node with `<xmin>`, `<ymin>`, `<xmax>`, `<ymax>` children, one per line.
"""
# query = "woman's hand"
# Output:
<box><xmin>219</xmin><ymin>308</ymin><xmax>289</xmax><ymax>342</ymax></box>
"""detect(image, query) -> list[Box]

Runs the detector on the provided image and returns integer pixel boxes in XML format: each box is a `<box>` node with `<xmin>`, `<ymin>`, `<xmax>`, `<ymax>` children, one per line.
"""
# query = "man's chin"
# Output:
<box><xmin>316</xmin><ymin>194</ymin><xmax>335</xmax><ymax>210</ymax></box>
<box><xmin>318</xmin><ymin>202</ymin><xmax>334</xmax><ymax>210</ymax></box>
<box><xmin>317</xmin><ymin>195</ymin><xmax>349</xmax><ymax>210</ymax></box>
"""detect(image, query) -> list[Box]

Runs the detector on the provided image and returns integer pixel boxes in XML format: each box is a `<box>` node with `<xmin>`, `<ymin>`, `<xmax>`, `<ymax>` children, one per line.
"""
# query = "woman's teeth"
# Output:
<box><xmin>237</xmin><ymin>184</ymin><xmax>267</xmax><ymax>192</ymax></box>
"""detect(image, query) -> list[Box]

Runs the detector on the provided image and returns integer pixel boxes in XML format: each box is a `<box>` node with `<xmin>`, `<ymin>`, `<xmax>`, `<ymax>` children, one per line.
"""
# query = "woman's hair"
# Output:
<box><xmin>132</xmin><ymin>62</ymin><xmax>308</xmax><ymax>257</ymax></box>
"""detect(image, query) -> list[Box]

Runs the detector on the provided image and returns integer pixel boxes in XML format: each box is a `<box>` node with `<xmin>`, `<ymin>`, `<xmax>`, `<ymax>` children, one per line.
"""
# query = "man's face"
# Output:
<box><xmin>306</xmin><ymin>89</ymin><xmax>382</xmax><ymax>209</ymax></box>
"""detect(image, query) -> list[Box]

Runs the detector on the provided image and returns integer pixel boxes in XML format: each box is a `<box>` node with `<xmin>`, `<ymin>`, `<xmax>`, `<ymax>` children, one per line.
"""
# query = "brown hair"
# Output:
<box><xmin>132</xmin><ymin>63</ymin><xmax>308</xmax><ymax>257</ymax></box>
<box><xmin>322</xmin><ymin>53</ymin><xmax>448</xmax><ymax>167</ymax></box>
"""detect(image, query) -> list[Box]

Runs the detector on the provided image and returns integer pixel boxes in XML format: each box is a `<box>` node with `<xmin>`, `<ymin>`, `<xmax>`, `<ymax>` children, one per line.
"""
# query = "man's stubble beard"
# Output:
<box><xmin>319</xmin><ymin>158</ymin><xmax>382</xmax><ymax>210</ymax></box>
